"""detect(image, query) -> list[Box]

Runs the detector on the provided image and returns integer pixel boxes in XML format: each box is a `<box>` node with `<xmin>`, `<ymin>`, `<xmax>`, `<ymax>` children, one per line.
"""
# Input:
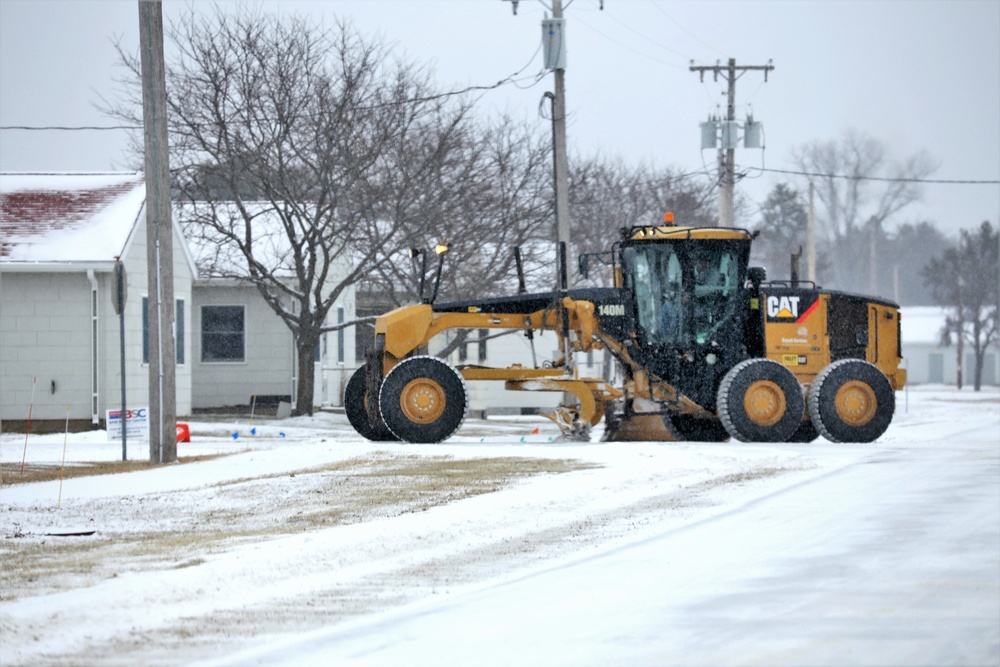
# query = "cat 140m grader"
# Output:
<box><xmin>345</xmin><ymin>215</ymin><xmax>906</xmax><ymax>444</ymax></box>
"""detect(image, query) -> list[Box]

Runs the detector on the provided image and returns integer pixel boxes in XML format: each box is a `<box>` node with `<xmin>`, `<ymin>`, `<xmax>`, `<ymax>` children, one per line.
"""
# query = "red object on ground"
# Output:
<box><xmin>176</xmin><ymin>423</ymin><xmax>191</xmax><ymax>443</ymax></box>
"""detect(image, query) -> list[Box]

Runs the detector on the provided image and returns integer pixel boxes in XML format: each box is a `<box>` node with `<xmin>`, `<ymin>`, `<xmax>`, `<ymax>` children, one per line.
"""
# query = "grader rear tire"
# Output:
<box><xmin>717</xmin><ymin>358</ymin><xmax>804</xmax><ymax>443</ymax></box>
<box><xmin>808</xmin><ymin>359</ymin><xmax>894</xmax><ymax>443</ymax></box>
<box><xmin>345</xmin><ymin>365</ymin><xmax>398</xmax><ymax>441</ymax></box>
<box><xmin>379</xmin><ymin>356</ymin><xmax>469</xmax><ymax>443</ymax></box>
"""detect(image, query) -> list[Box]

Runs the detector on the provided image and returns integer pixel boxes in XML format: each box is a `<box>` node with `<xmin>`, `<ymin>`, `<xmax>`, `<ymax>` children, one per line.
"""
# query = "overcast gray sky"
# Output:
<box><xmin>1</xmin><ymin>0</ymin><xmax>997</xmax><ymax>238</ymax></box>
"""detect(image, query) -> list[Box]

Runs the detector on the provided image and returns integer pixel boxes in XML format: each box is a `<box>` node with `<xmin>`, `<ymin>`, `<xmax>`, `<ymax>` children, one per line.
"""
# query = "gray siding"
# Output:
<box><xmin>0</xmin><ymin>214</ymin><xmax>196</xmax><ymax>428</ymax></box>
<box><xmin>103</xmin><ymin>217</ymin><xmax>194</xmax><ymax>419</ymax></box>
<box><xmin>1</xmin><ymin>272</ymin><xmax>95</xmax><ymax>422</ymax></box>
<box><xmin>191</xmin><ymin>284</ymin><xmax>294</xmax><ymax>408</ymax></box>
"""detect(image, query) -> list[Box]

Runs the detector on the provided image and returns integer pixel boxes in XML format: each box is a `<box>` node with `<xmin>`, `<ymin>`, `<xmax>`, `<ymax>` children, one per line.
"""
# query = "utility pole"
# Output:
<box><xmin>690</xmin><ymin>58</ymin><xmax>773</xmax><ymax>227</ymax></box>
<box><xmin>138</xmin><ymin>0</ymin><xmax>177</xmax><ymax>464</ymax></box>
<box><xmin>508</xmin><ymin>0</ymin><xmax>574</xmax><ymax>275</ymax></box>
<box><xmin>549</xmin><ymin>0</ymin><xmax>571</xmax><ymax>259</ymax></box>
<box><xmin>807</xmin><ymin>182</ymin><xmax>816</xmax><ymax>283</ymax></box>
<box><xmin>868</xmin><ymin>216</ymin><xmax>879</xmax><ymax>294</ymax></box>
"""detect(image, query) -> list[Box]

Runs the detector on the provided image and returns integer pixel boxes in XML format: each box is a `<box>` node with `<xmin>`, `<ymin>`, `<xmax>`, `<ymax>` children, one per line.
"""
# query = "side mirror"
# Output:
<box><xmin>578</xmin><ymin>254</ymin><xmax>590</xmax><ymax>279</ymax></box>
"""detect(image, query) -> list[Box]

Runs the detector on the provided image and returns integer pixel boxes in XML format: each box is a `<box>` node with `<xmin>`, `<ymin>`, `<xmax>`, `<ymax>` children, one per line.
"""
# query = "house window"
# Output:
<box><xmin>176</xmin><ymin>299</ymin><xmax>185</xmax><ymax>365</ymax></box>
<box><xmin>311</xmin><ymin>331</ymin><xmax>329</xmax><ymax>363</ymax></box>
<box><xmin>201</xmin><ymin>305</ymin><xmax>245</xmax><ymax>362</ymax></box>
<box><xmin>142</xmin><ymin>297</ymin><xmax>186</xmax><ymax>365</ymax></box>
<box><xmin>458</xmin><ymin>329</ymin><xmax>487</xmax><ymax>363</ymax></box>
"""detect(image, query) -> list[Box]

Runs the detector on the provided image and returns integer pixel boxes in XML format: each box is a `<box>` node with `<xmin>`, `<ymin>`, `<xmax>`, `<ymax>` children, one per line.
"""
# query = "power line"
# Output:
<box><xmin>1</xmin><ymin>51</ymin><xmax>548</xmax><ymax>133</ymax></box>
<box><xmin>572</xmin><ymin>13</ymin><xmax>681</xmax><ymax>68</ymax></box>
<box><xmin>644</xmin><ymin>0</ymin><xmax>724</xmax><ymax>58</ymax></box>
<box><xmin>754</xmin><ymin>167</ymin><xmax>1000</xmax><ymax>185</ymax></box>
<box><xmin>0</xmin><ymin>124</ymin><xmax>140</xmax><ymax>131</ymax></box>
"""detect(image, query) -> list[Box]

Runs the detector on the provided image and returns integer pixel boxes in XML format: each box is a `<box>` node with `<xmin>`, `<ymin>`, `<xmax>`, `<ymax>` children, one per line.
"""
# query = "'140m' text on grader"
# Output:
<box><xmin>346</xmin><ymin>215</ymin><xmax>906</xmax><ymax>444</ymax></box>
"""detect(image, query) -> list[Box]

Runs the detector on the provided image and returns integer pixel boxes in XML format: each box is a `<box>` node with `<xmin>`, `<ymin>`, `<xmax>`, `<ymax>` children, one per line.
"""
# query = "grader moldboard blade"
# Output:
<box><xmin>601</xmin><ymin>398</ymin><xmax>681</xmax><ymax>442</ymax></box>
<box><xmin>602</xmin><ymin>413</ymin><xmax>680</xmax><ymax>441</ymax></box>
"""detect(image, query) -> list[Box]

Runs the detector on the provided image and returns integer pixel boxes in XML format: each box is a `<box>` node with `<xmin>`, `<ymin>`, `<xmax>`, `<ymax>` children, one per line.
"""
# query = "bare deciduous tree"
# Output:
<box><xmin>753</xmin><ymin>183</ymin><xmax>808</xmax><ymax>276</ymax></box>
<box><xmin>366</xmin><ymin>114</ymin><xmax>555</xmax><ymax>305</ymax></box>
<box><xmin>570</xmin><ymin>156</ymin><xmax>716</xmax><ymax>286</ymax></box>
<box><xmin>359</xmin><ymin>114</ymin><xmax>556</xmax><ymax>359</ymax></box>
<box><xmin>791</xmin><ymin>129</ymin><xmax>938</xmax><ymax>293</ymax></box>
<box><xmin>923</xmin><ymin>221</ymin><xmax>999</xmax><ymax>390</ymax></box>
<box><xmin>106</xmin><ymin>8</ymin><xmax>545</xmax><ymax>414</ymax></box>
<box><xmin>886</xmin><ymin>221</ymin><xmax>950</xmax><ymax>305</ymax></box>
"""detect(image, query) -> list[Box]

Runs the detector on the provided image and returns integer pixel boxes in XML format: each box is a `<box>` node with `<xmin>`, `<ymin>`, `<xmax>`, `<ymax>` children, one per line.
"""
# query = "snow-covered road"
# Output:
<box><xmin>2</xmin><ymin>386</ymin><xmax>998</xmax><ymax>667</ymax></box>
<box><xmin>239</xmin><ymin>435</ymin><xmax>997</xmax><ymax>667</ymax></box>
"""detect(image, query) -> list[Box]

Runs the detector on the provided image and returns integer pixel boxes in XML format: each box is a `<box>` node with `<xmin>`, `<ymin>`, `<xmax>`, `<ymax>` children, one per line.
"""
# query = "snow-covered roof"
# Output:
<box><xmin>176</xmin><ymin>200</ymin><xmax>346</xmax><ymax>281</ymax></box>
<box><xmin>0</xmin><ymin>172</ymin><xmax>146</xmax><ymax>267</ymax></box>
<box><xmin>901</xmin><ymin>306</ymin><xmax>949</xmax><ymax>346</ymax></box>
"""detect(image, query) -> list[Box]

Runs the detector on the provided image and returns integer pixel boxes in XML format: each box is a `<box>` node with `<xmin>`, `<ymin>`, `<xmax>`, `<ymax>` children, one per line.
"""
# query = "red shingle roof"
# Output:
<box><xmin>0</xmin><ymin>173</ymin><xmax>145</xmax><ymax>262</ymax></box>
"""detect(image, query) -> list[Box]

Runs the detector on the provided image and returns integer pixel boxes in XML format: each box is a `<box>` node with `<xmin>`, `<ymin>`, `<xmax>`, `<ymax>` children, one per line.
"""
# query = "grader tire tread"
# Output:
<box><xmin>717</xmin><ymin>358</ymin><xmax>804</xmax><ymax>443</ymax></box>
<box><xmin>808</xmin><ymin>359</ymin><xmax>894</xmax><ymax>443</ymax></box>
<box><xmin>344</xmin><ymin>365</ymin><xmax>398</xmax><ymax>441</ymax></box>
<box><xmin>379</xmin><ymin>356</ymin><xmax>469</xmax><ymax>443</ymax></box>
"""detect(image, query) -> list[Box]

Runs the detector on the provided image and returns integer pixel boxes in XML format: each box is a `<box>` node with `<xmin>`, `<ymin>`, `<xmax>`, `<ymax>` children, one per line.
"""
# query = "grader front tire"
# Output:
<box><xmin>717</xmin><ymin>358</ymin><xmax>804</xmax><ymax>443</ymax></box>
<box><xmin>378</xmin><ymin>356</ymin><xmax>469</xmax><ymax>443</ymax></box>
<box><xmin>344</xmin><ymin>365</ymin><xmax>398</xmax><ymax>442</ymax></box>
<box><xmin>808</xmin><ymin>359</ymin><xmax>894</xmax><ymax>443</ymax></box>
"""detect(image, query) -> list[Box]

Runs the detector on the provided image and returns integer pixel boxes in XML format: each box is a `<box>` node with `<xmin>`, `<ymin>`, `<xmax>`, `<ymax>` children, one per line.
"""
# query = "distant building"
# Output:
<box><xmin>900</xmin><ymin>306</ymin><xmax>998</xmax><ymax>386</ymax></box>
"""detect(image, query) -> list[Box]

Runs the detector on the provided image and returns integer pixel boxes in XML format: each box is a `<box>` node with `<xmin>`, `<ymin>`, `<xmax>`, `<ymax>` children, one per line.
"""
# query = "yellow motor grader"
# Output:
<box><xmin>345</xmin><ymin>216</ymin><xmax>906</xmax><ymax>444</ymax></box>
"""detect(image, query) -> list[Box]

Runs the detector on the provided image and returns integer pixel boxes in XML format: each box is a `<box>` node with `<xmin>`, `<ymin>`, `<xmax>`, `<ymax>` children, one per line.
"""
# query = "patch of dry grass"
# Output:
<box><xmin>1</xmin><ymin>453</ymin><xmax>595</xmax><ymax>602</ymax></box>
<box><xmin>1</xmin><ymin>455</ymin><xmax>227</xmax><ymax>486</ymax></box>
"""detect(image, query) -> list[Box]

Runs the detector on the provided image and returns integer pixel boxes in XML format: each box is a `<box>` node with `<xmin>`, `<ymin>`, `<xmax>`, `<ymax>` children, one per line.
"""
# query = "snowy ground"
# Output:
<box><xmin>1</xmin><ymin>385</ymin><xmax>998</xmax><ymax>667</ymax></box>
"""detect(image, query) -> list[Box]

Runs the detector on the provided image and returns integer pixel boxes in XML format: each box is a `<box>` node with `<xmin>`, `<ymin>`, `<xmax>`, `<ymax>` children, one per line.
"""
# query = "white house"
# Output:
<box><xmin>186</xmin><ymin>279</ymin><xmax>356</xmax><ymax>411</ymax></box>
<box><xmin>176</xmin><ymin>200</ymin><xmax>358</xmax><ymax>412</ymax></box>
<box><xmin>1</xmin><ymin>173</ymin><xmax>356</xmax><ymax>432</ymax></box>
<box><xmin>900</xmin><ymin>306</ymin><xmax>998</xmax><ymax>386</ymax></box>
<box><xmin>0</xmin><ymin>172</ymin><xmax>196</xmax><ymax>431</ymax></box>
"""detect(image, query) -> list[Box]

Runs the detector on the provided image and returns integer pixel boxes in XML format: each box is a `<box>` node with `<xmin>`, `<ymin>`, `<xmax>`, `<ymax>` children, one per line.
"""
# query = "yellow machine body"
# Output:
<box><xmin>349</xmin><ymin>223</ymin><xmax>906</xmax><ymax>444</ymax></box>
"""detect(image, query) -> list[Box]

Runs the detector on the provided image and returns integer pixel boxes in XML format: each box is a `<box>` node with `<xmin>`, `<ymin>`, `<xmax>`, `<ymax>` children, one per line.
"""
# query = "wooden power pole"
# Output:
<box><xmin>138</xmin><ymin>0</ymin><xmax>177</xmax><ymax>464</ymax></box>
<box><xmin>549</xmin><ymin>0</ymin><xmax>571</xmax><ymax>263</ymax></box>
<box><xmin>515</xmin><ymin>0</ymin><xmax>572</xmax><ymax>276</ymax></box>
<box><xmin>690</xmin><ymin>58</ymin><xmax>773</xmax><ymax>227</ymax></box>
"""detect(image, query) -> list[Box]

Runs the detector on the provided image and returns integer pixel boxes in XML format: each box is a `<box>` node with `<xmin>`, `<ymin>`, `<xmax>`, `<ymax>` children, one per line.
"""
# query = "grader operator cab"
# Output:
<box><xmin>346</xmin><ymin>216</ymin><xmax>906</xmax><ymax>444</ymax></box>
